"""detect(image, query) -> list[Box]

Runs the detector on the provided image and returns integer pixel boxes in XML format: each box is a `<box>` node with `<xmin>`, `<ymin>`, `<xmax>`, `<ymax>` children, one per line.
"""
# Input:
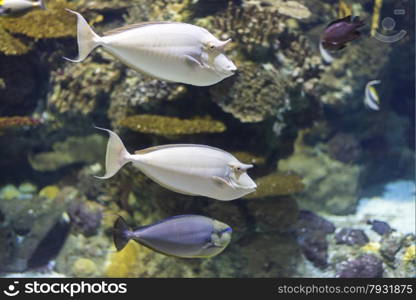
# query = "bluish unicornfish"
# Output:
<box><xmin>113</xmin><ymin>215</ymin><xmax>232</xmax><ymax>258</ymax></box>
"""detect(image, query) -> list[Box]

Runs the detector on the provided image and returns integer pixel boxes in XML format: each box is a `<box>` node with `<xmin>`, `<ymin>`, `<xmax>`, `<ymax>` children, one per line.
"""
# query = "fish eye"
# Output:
<box><xmin>207</xmin><ymin>42</ymin><xmax>216</xmax><ymax>51</ymax></box>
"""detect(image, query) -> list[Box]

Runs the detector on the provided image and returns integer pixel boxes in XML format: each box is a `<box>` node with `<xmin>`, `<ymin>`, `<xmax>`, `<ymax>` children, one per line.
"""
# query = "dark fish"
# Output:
<box><xmin>113</xmin><ymin>215</ymin><xmax>232</xmax><ymax>258</ymax></box>
<box><xmin>321</xmin><ymin>15</ymin><xmax>365</xmax><ymax>51</ymax></box>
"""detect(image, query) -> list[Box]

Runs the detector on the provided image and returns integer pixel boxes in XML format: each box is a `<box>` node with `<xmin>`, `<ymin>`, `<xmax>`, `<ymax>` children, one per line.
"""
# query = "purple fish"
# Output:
<box><xmin>321</xmin><ymin>16</ymin><xmax>365</xmax><ymax>51</ymax></box>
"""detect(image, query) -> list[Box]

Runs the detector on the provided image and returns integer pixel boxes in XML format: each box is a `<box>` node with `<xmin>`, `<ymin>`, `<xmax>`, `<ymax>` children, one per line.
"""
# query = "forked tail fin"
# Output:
<box><xmin>64</xmin><ymin>9</ymin><xmax>102</xmax><ymax>62</ymax></box>
<box><xmin>95</xmin><ymin>127</ymin><xmax>132</xmax><ymax>179</ymax></box>
<box><xmin>113</xmin><ymin>216</ymin><xmax>132</xmax><ymax>251</ymax></box>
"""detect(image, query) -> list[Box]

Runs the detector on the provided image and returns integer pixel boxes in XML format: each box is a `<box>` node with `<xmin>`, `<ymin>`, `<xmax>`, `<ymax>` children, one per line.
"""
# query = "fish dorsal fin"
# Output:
<box><xmin>326</xmin><ymin>15</ymin><xmax>352</xmax><ymax>28</ymax></box>
<box><xmin>135</xmin><ymin>144</ymin><xmax>231</xmax><ymax>156</ymax></box>
<box><xmin>104</xmin><ymin>21</ymin><xmax>180</xmax><ymax>36</ymax></box>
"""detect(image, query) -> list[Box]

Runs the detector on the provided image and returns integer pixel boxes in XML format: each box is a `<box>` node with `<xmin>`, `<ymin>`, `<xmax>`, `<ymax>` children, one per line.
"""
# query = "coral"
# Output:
<box><xmin>246</xmin><ymin>197</ymin><xmax>298</xmax><ymax>232</ymax></box>
<box><xmin>244</xmin><ymin>172</ymin><xmax>304</xmax><ymax>199</ymax></box>
<box><xmin>295</xmin><ymin>210</ymin><xmax>336</xmax><ymax>269</ymax></box>
<box><xmin>361</xmin><ymin>242</ymin><xmax>381</xmax><ymax>254</ymax></box>
<box><xmin>72</xmin><ymin>258</ymin><xmax>98</xmax><ymax>277</ymax></box>
<box><xmin>48</xmin><ymin>58</ymin><xmax>121</xmax><ymax>115</ymax></box>
<box><xmin>371</xmin><ymin>0</ymin><xmax>383</xmax><ymax>37</ymax></box>
<box><xmin>122</xmin><ymin>0</ymin><xmax>195</xmax><ymax>24</ymax></box>
<box><xmin>207</xmin><ymin>2</ymin><xmax>286</xmax><ymax>56</ymax></box>
<box><xmin>278</xmin><ymin>129</ymin><xmax>362</xmax><ymax>214</ymax></box>
<box><xmin>38</xmin><ymin>186</ymin><xmax>60</xmax><ymax>200</ymax></box>
<box><xmin>18</xmin><ymin>182</ymin><xmax>38</xmax><ymax>194</ymax></box>
<box><xmin>67</xmin><ymin>200</ymin><xmax>103</xmax><ymax>237</ymax></box>
<box><xmin>104</xmin><ymin>242</ymin><xmax>144</xmax><ymax>278</ymax></box>
<box><xmin>335</xmin><ymin>228</ymin><xmax>369</xmax><ymax>246</ymax></box>
<box><xmin>403</xmin><ymin>245</ymin><xmax>415</xmax><ymax>264</ymax></box>
<box><xmin>108</xmin><ymin>68</ymin><xmax>187</xmax><ymax>127</ymax></box>
<box><xmin>0</xmin><ymin>116</ymin><xmax>41</xmax><ymax>132</ymax></box>
<box><xmin>0</xmin><ymin>26</ymin><xmax>30</xmax><ymax>55</ymax></box>
<box><xmin>0</xmin><ymin>0</ymin><xmax>75</xmax><ymax>39</ymax></box>
<box><xmin>337</xmin><ymin>254</ymin><xmax>383</xmax><ymax>278</ymax></box>
<box><xmin>210</xmin><ymin>62</ymin><xmax>290</xmax><ymax>123</ymax></box>
<box><xmin>244</xmin><ymin>0</ymin><xmax>311</xmax><ymax>20</ymax></box>
<box><xmin>119</xmin><ymin>114</ymin><xmax>226</xmax><ymax>136</ymax></box>
<box><xmin>232</xmin><ymin>151</ymin><xmax>265</xmax><ymax>165</ymax></box>
<box><xmin>28</xmin><ymin>134</ymin><xmax>106</xmax><ymax>171</ymax></box>
<box><xmin>327</xmin><ymin>132</ymin><xmax>362</xmax><ymax>164</ymax></box>
<box><xmin>317</xmin><ymin>38</ymin><xmax>391</xmax><ymax>108</ymax></box>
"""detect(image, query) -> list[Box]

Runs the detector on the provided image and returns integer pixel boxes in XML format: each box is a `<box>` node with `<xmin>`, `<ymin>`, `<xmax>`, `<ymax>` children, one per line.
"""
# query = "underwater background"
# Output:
<box><xmin>0</xmin><ymin>0</ymin><xmax>414</xmax><ymax>278</ymax></box>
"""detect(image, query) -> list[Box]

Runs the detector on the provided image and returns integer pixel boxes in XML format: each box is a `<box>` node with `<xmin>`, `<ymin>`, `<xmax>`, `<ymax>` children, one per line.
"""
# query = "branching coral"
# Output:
<box><xmin>119</xmin><ymin>114</ymin><xmax>226</xmax><ymax>136</ymax></box>
<box><xmin>244</xmin><ymin>172</ymin><xmax>304</xmax><ymax>199</ymax></box>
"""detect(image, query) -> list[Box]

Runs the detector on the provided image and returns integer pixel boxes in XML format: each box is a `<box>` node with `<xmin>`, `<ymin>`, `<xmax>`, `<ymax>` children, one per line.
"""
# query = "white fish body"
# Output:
<box><xmin>319</xmin><ymin>41</ymin><xmax>334</xmax><ymax>64</ymax></box>
<box><xmin>96</xmin><ymin>128</ymin><xmax>257</xmax><ymax>201</ymax></box>
<box><xmin>0</xmin><ymin>0</ymin><xmax>46</xmax><ymax>15</ymax></box>
<box><xmin>364</xmin><ymin>80</ymin><xmax>381</xmax><ymax>110</ymax></box>
<box><xmin>65</xmin><ymin>10</ymin><xmax>237</xmax><ymax>86</ymax></box>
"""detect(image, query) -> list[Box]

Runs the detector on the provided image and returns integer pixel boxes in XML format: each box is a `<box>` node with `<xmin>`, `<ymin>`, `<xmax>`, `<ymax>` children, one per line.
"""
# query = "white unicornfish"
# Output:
<box><xmin>96</xmin><ymin>127</ymin><xmax>257</xmax><ymax>201</ymax></box>
<box><xmin>364</xmin><ymin>80</ymin><xmax>381</xmax><ymax>110</ymax></box>
<box><xmin>65</xmin><ymin>10</ymin><xmax>237</xmax><ymax>86</ymax></box>
<box><xmin>113</xmin><ymin>215</ymin><xmax>232</xmax><ymax>258</ymax></box>
<box><xmin>0</xmin><ymin>0</ymin><xmax>46</xmax><ymax>16</ymax></box>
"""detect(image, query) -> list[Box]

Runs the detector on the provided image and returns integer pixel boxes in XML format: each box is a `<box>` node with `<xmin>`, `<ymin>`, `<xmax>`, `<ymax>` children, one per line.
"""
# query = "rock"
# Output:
<box><xmin>295</xmin><ymin>210</ymin><xmax>335</xmax><ymax>268</ymax></box>
<box><xmin>335</xmin><ymin>228</ymin><xmax>369</xmax><ymax>246</ymax></box>
<box><xmin>337</xmin><ymin>254</ymin><xmax>383</xmax><ymax>278</ymax></box>
<box><xmin>247</xmin><ymin>197</ymin><xmax>299</xmax><ymax>232</ymax></box>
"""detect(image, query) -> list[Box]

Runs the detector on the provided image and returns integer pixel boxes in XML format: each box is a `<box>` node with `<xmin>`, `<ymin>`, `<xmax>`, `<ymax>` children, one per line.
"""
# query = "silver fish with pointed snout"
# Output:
<box><xmin>113</xmin><ymin>215</ymin><xmax>232</xmax><ymax>258</ymax></box>
<box><xmin>65</xmin><ymin>10</ymin><xmax>237</xmax><ymax>86</ymax></box>
<box><xmin>96</xmin><ymin>127</ymin><xmax>257</xmax><ymax>200</ymax></box>
<box><xmin>0</xmin><ymin>0</ymin><xmax>46</xmax><ymax>16</ymax></box>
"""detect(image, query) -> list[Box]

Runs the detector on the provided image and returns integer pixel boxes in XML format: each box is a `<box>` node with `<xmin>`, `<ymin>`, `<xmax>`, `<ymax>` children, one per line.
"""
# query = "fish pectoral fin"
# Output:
<box><xmin>211</xmin><ymin>176</ymin><xmax>234</xmax><ymax>189</ymax></box>
<box><xmin>184</xmin><ymin>55</ymin><xmax>205</xmax><ymax>69</ymax></box>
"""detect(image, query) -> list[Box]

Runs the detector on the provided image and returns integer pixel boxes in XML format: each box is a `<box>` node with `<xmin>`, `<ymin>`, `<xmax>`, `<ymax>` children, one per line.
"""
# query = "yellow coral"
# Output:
<box><xmin>104</xmin><ymin>242</ymin><xmax>150</xmax><ymax>278</ymax></box>
<box><xmin>119</xmin><ymin>114</ymin><xmax>226</xmax><ymax>136</ymax></box>
<box><xmin>232</xmin><ymin>152</ymin><xmax>265</xmax><ymax>165</ymax></box>
<box><xmin>371</xmin><ymin>0</ymin><xmax>383</xmax><ymax>37</ymax></box>
<box><xmin>1</xmin><ymin>0</ymin><xmax>76</xmax><ymax>39</ymax></box>
<box><xmin>0</xmin><ymin>26</ymin><xmax>30</xmax><ymax>55</ymax></box>
<box><xmin>0</xmin><ymin>0</ymin><xmax>75</xmax><ymax>55</ymax></box>
<box><xmin>338</xmin><ymin>0</ymin><xmax>352</xmax><ymax>19</ymax></box>
<box><xmin>403</xmin><ymin>245</ymin><xmax>416</xmax><ymax>264</ymax></box>
<box><xmin>72</xmin><ymin>258</ymin><xmax>97</xmax><ymax>277</ymax></box>
<box><xmin>244</xmin><ymin>172</ymin><xmax>304</xmax><ymax>199</ymax></box>
<box><xmin>39</xmin><ymin>185</ymin><xmax>60</xmax><ymax>200</ymax></box>
<box><xmin>361</xmin><ymin>242</ymin><xmax>381</xmax><ymax>254</ymax></box>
